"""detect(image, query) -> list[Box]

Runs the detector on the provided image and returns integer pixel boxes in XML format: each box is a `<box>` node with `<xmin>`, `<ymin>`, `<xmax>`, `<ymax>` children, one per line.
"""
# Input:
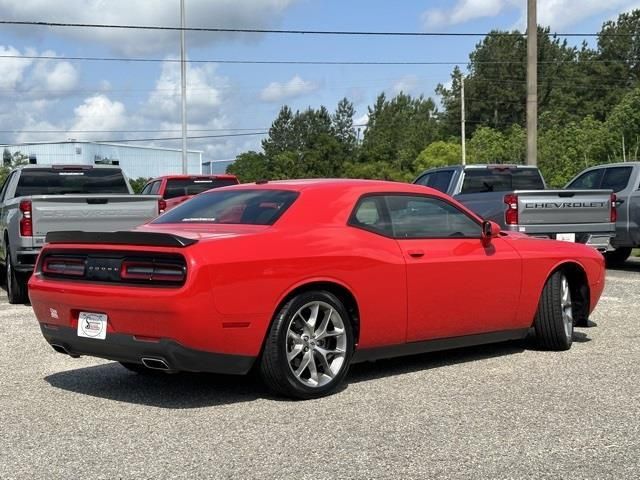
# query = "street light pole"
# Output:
<box><xmin>526</xmin><ymin>0</ymin><xmax>537</xmax><ymax>166</ymax></box>
<box><xmin>461</xmin><ymin>76</ymin><xmax>466</xmax><ymax>165</ymax></box>
<box><xmin>180</xmin><ymin>0</ymin><xmax>188</xmax><ymax>174</ymax></box>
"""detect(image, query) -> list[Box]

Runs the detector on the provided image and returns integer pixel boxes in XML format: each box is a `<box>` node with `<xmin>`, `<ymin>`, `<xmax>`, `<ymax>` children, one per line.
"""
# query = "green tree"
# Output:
<box><xmin>467</xmin><ymin>125</ymin><xmax>525</xmax><ymax>164</ymax></box>
<box><xmin>226</xmin><ymin>151</ymin><xmax>269</xmax><ymax>183</ymax></box>
<box><xmin>415</xmin><ymin>141</ymin><xmax>462</xmax><ymax>172</ymax></box>
<box><xmin>0</xmin><ymin>151</ymin><xmax>27</xmax><ymax>185</ymax></box>
<box><xmin>359</xmin><ymin>92</ymin><xmax>439</xmax><ymax>177</ymax></box>
<box><xmin>128</xmin><ymin>177</ymin><xmax>151</xmax><ymax>194</ymax></box>
<box><xmin>605</xmin><ymin>87</ymin><xmax>640</xmax><ymax>161</ymax></box>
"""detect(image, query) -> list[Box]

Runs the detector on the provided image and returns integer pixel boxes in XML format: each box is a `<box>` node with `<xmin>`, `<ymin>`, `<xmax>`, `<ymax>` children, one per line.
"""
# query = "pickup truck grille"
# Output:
<box><xmin>39</xmin><ymin>251</ymin><xmax>187</xmax><ymax>286</ymax></box>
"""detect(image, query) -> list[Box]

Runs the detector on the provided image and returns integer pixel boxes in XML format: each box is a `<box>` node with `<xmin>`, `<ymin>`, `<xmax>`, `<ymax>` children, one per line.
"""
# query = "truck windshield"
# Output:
<box><xmin>164</xmin><ymin>177</ymin><xmax>238</xmax><ymax>199</ymax></box>
<box><xmin>460</xmin><ymin>168</ymin><xmax>544</xmax><ymax>194</ymax></box>
<box><xmin>153</xmin><ymin>189</ymin><xmax>299</xmax><ymax>225</ymax></box>
<box><xmin>15</xmin><ymin>168</ymin><xmax>129</xmax><ymax>196</ymax></box>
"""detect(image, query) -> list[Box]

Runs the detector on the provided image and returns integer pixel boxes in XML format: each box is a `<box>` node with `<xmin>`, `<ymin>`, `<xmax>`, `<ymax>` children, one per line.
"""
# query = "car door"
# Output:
<box><xmin>382</xmin><ymin>193</ymin><xmax>522</xmax><ymax>341</ymax></box>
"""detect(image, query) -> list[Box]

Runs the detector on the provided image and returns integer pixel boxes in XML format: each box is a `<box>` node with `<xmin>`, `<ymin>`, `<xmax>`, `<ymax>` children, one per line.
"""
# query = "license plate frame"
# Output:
<box><xmin>77</xmin><ymin>312</ymin><xmax>108</xmax><ymax>340</ymax></box>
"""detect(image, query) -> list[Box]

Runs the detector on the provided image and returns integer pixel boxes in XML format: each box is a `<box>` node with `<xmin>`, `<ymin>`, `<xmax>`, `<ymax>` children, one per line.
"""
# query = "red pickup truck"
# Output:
<box><xmin>141</xmin><ymin>174</ymin><xmax>239</xmax><ymax>213</ymax></box>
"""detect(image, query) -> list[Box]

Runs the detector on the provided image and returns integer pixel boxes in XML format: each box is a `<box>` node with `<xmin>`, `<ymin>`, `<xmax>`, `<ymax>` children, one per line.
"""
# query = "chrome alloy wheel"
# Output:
<box><xmin>560</xmin><ymin>275</ymin><xmax>573</xmax><ymax>340</ymax></box>
<box><xmin>286</xmin><ymin>301</ymin><xmax>347</xmax><ymax>388</ymax></box>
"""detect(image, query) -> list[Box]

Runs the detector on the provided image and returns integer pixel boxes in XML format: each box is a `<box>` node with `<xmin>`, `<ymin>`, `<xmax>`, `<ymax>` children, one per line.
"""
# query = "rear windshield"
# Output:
<box><xmin>460</xmin><ymin>168</ymin><xmax>544</xmax><ymax>194</ymax></box>
<box><xmin>16</xmin><ymin>168</ymin><xmax>129</xmax><ymax>196</ymax></box>
<box><xmin>153</xmin><ymin>189</ymin><xmax>299</xmax><ymax>225</ymax></box>
<box><xmin>164</xmin><ymin>177</ymin><xmax>239</xmax><ymax>199</ymax></box>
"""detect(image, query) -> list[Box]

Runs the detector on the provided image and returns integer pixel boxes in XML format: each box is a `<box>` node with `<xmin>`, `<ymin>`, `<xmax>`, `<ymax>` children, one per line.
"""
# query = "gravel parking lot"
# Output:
<box><xmin>1</xmin><ymin>263</ymin><xmax>639</xmax><ymax>480</ymax></box>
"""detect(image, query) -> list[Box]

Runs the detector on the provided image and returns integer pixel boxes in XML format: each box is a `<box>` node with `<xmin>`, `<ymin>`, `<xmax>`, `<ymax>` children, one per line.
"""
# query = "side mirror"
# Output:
<box><xmin>481</xmin><ymin>220</ymin><xmax>501</xmax><ymax>245</ymax></box>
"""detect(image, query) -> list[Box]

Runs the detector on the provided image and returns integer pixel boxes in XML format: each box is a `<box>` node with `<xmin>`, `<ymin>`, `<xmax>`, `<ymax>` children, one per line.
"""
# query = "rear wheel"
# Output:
<box><xmin>260</xmin><ymin>291</ymin><xmax>354</xmax><ymax>399</ymax></box>
<box><xmin>604</xmin><ymin>247</ymin><xmax>632</xmax><ymax>267</ymax></box>
<box><xmin>534</xmin><ymin>271</ymin><xmax>573</xmax><ymax>351</ymax></box>
<box><xmin>6</xmin><ymin>249</ymin><xmax>28</xmax><ymax>304</ymax></box>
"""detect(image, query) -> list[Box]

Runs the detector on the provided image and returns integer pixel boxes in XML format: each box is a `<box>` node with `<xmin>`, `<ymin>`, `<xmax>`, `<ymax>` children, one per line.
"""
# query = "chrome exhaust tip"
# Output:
<box><xmin>50</xmin><ymin>343</ymin><xmax>80</xmax><ymax>358</ymax></box>
<box><xmin>141</xmin><ymin>357</ymin><xmax>171</xmax><ymax>371</ymax></box>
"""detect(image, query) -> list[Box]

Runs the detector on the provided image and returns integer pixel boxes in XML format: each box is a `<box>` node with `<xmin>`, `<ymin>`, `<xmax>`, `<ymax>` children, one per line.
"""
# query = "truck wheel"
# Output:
<box><xmin>534</xmin><ymin>271</ymin><xmax>573</xmax><ymax>351</ymax></box>
<box><xmin>604</xmin><ymin>247</ymin><xmax>632</xmax><ymax>267</ymax></box>
<box><xmin>5</xmin><ymin>250</ymin><xmax>29</xmax><ymax>304</ymax></box>
<box><xmin>260</xmin><ymin>291</ymin><xmax>354</xmax><ymax>399</ymax></box>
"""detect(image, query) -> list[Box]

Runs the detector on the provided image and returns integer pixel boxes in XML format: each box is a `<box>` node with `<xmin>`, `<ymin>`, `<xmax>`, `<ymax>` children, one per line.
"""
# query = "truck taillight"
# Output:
<box><xmin>121</xmin><ymin>260</ymin><xmax>185</xmax><ymax>283</ymax></box>
<box><xmin>158</xmin><ymin>199</ymin><xmax>167</xmax><ymax>214</ymax></box>
<box><xmin>504</xmin><ymin>194</ymin><xmax>518</xmax><ymax>225</ymax></box>
<box><xmin>19</xmin><ymin>200</ymin><xmax>33</xmax><ymax>237</ymax></box>
<box><xmin>611</xmin><ymin>193</ymin><xmax>617</xmax><ymax>223</ymax></box>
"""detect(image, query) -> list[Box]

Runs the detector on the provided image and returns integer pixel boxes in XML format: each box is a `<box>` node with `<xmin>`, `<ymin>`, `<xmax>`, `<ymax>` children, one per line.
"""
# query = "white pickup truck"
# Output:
<box><xmin>0</xmin><ymin>164</ymin><xmax>160</xmax><ymax>303</ymax></box>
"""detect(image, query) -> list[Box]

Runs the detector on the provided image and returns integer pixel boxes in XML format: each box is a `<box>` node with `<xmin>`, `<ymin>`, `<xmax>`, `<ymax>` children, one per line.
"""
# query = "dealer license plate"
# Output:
<box><xmin>556</xmin><ymin>233</ymin><xmax>576</xmax><ymax>243</ymax></box>
<box><xmin>77</xmin><ymin>312</ymin><xmax>108</xmax><ymax>340</ymax></box>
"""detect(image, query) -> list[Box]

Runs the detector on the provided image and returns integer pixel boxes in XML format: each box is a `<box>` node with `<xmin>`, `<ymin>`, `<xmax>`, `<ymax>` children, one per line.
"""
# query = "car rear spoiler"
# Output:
<box><xmin>45</xmin><ymin>231</ymin><xmax>198</xmax><ymax>248</ymax></box>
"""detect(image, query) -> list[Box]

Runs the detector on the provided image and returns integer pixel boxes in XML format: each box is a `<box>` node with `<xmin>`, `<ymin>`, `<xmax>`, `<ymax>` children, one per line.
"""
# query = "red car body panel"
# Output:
<box><xmin>28</xmin><ymin>180</ymin><xmax>606</xmax><ymax>372</ymax></box>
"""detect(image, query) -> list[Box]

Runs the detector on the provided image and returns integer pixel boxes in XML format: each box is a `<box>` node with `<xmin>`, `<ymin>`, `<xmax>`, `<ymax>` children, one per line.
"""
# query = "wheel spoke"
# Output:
<box><xmin>307</xmin><ymin>353</ymin><xmax>319</xmax><ymax>385</ymax></box>
<box><xmin>316</xmin><ymin>346</ymin><xmax>344</xmax><ymax>378</ymax></box>
<box><xmin>317</xmin><ymin>327</ymin><xmax>344</xmax><ymax>340</ymax></box>
<box><xmin>287</xmin><ymin>343</ymin><xmax>304</xmax><ymax>361</ymax></box>
<box><xmin>294</xmin><ymin>351</ymin><xmax>311</xmax><ymax>378</ymax></box>
<box><xmin>314</xmin><ymin>308</ymin><xmax>332</xmax><ymax>338</ymax></box>
<box><xmin>288</xmin><ymin>330</ymin><xmax>303</xmax><ymax>345</ymax></box>
<box><xmin>306</xmin><ymin>303</ymin><xmax>320</xmax><ymax>329</ymax></box>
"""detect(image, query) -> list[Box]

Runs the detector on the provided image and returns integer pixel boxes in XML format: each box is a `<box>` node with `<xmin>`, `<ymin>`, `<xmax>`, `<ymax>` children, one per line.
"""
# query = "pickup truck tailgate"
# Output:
<box><xmin>31</xmin><ymin>195</ymin><xmax>159</xmax><ymax>235</ymax></box>
<box><xmin>517</xmin><ymin>189</ymin><xmax>613</xmax><ymax>226</ymax></box>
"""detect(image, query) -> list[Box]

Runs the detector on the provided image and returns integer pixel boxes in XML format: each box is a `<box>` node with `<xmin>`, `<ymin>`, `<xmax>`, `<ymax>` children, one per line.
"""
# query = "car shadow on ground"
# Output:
<box><xmin>44</xmin><ymin>338</ymin><xmax>550</xmax><ymax>407</ymax></box>
<box><xmin>607</xmin><ymin>256</ymin><xmax>640</xmax><ymax>272</ymax></box>
<box><xmin>45</xmin><ymin>363</ymin><xmax>273</xmax><ymax>408</ymax></box>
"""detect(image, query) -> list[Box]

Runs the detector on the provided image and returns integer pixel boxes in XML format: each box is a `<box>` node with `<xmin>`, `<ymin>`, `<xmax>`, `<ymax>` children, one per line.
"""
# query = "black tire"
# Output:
<box><xmin>5</xmin><ymin>249</ymin><xmax>28</xmax><ymax>304</ymax></box>
<box><xmin>604</xmin><ymin>247</ymin><xmax>632</xmax><ymax>267</ymax></box>
<box><xmin>534</xmin><ymin>271</ymin><xmax>573</xmax><ymax>351</ymax></box>
<box><xmin>260</xmin><ymin>290</ymin><xmax>354</xmax><ymax>400</ymax></box>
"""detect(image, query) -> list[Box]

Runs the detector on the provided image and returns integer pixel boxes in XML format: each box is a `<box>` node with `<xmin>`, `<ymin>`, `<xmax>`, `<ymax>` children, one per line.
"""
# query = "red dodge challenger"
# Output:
<box><xmin>28</xmin><ymin>179</ymin><xmax>605</xmax><ymax>399</ymax></box>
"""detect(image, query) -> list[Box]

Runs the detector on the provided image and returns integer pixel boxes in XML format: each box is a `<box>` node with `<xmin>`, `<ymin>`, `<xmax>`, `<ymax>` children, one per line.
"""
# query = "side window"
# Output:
<box><xmin>349</xmin><ymin>196</ymin><xmax>392</xmax><ymax>236</ymax></box>
<box><xmin>567</xmin><ymin>169</ymin><xmax>604</xmax><ymax>190</ymax></box>
<box><xmin>140</xmin><ymin>182</ymin><xmax>153</xmax><ymax>195</ymax></box>
<box><xmin>601</xmin><ymin>167</ymin><xmax>632</xmax><ymax>193</ymax></box>
<box><xmin>150</xmin><ymin>181</ymin><xmax>161</xmax><ymax>195</ymax></box>
<box><xmin>415</xmin><ymin>171</ymin><xmax>453</xmax><ymax>193</ymax></box>
<box><xmin>0</xmin><ymin>172</ymin><xmax>13</xmax><ymax>202</ymax></box>
<box><xmin>386</xmin><ymin>195</ymin><xmax>480</xmax><ymax>239</ymax></box>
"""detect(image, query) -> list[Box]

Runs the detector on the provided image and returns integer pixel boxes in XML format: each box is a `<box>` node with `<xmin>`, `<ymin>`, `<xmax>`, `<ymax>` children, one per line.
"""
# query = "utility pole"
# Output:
<box><xmin>526</xmin><ymin>0</ymin><xmax>537</xmax><ymax>166</ymax></box>
<box><xmin>461</xmin><ymin>76</ymin><xmax>466</xmax><ymax>165</ymax></box>
<box><xmin>180</xmin><ymin>0</ymin><xmax>188</xmax><ymax>174</ymax></box>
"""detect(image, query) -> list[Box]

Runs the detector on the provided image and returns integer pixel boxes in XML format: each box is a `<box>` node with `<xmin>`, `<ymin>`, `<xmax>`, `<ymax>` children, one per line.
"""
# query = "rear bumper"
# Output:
<box><xmin>40</xmin><ymin>325</ymin><xmax>255</xmax><ymax>375</ymax></box>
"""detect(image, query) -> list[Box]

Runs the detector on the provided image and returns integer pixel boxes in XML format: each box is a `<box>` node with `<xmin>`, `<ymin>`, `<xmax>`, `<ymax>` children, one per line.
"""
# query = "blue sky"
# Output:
<box><xmin>0</xmin><ymin>0</ymin><xmax>637</xmax><ymax>166</ymax></box>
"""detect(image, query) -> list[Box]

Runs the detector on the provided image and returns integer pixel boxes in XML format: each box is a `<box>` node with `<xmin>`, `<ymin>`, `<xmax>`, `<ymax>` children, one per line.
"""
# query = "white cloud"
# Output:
<box><xmin>31</xmin><ymin>59</ymin><xmax>78</xmax><ymax>93</ymax></box>
<box><xmin>0</xmin><ymin>45</ymin><xmax>34</xmax><ymax>90</ymax></box>
<box><xmin>145</xmin><ymin>59</ymin><xmax>228</xmax><ymax>124</ymax></box>
<box><xmin>67</xmin><ymin>95</ymin><xmax>127</xmax><ymax>140</ymax></box>
<box><xmin>0</xmin><ymin>0</ymin><xmax>299</xmax><ymax>55</ymax></box>
<box><xmin>391</xmin><ymin>75</ymin><xmax>420</xmax><ymax>95</ymax></box>
<box><xmin>354</xmin><ymin>112</ymin><xmax>369</xmax><ymax>127</ymax></box>
<box><xmin>422</xmin><ymin>0</ymin><xmax>512</xmax><ymax>28</ymax></box>
<box><xmin>422</xmin><ymin>0</ymin><xmax>637</xmax><ymax>30</ymax></box>
<box><xmin>259</xmin><ymin>75</ymin><xmax>319</xmax><ymax>102</ymax></box>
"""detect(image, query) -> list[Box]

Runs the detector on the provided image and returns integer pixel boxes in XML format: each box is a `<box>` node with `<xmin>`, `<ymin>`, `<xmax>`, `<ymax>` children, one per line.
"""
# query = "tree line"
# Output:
<box><xmin>229</xmin><ymin>10</ymin><xmax>640</xmax><ymax>187</ymax></box>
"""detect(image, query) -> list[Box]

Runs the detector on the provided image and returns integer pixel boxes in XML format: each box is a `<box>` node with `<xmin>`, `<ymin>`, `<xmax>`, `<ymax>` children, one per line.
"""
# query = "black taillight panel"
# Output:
<box><xmin>39</xmin><ymin>251</ymin><xmax>187</xmax><ymax>286</ymax></box>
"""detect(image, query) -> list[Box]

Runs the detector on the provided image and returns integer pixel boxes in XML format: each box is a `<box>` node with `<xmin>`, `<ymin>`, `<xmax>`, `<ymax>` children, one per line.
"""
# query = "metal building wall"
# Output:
<box><xmin>3</xmin><ymin>142</ymin><xmax>202</xmax><ymax>179</ymax></box>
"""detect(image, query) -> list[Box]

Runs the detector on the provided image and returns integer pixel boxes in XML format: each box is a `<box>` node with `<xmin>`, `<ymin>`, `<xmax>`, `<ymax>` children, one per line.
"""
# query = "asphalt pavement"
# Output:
<box><xmin>1</xmin><ymin>261</ymin><xmax>639</xmax><ymax>479</ymax></box>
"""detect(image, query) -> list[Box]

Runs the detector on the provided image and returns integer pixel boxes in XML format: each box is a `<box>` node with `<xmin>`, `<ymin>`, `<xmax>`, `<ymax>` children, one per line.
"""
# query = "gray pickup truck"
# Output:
<box><xmin>0</xmin><ymin>164</ymin><xmax>160</xmax><ymax>303</ymax></box>
<box><xmin>414</xmin><ymin>164</ymin><xmax>615</xmax><ymax>250</ymax></box>
<box><xmin>566</xmin><ymin>162</ymin><xmax>640</xmax><ymax>266</ymax></box>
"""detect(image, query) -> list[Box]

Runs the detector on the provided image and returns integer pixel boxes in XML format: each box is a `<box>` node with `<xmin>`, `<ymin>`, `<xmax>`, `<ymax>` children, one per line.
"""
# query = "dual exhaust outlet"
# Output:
<box><xmin>50</xmin><ymin>344</ymin><xmax>172</xmax><ymax>372</ymax></box>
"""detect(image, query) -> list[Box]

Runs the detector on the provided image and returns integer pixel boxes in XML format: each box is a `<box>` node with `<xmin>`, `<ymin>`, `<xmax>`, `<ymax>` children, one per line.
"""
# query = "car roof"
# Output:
<box><xmin>149</xmin><ymin>174</ymin><xmax>238</xmax><ymax>181</ymax></box>
<box><xmin>220</xmin><ymin>178</ymin><xmax>436</xmax><ymax>193</ymax></box>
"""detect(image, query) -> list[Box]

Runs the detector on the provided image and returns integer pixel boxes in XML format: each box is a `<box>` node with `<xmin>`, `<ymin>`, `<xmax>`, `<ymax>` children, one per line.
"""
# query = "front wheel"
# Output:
<box><xmin>260</xmin><ymin>291</ymin><xmax>354</xmax><ymax>399</ymax></box>
<box><xmin>6</xmin><ymin>250</ymin><xmax>28</xmax><ymax>304</ymax></box>
<box><xmin>534</xmin><ymin>271</ymin><xmax>573</xmax><ymax>351</ymax></box>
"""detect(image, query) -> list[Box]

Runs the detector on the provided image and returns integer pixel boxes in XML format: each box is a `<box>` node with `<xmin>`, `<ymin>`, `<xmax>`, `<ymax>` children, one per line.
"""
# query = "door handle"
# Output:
<box><xmin>407</xmin><ymin>249</ymin><xmax>425</xmax><ymax>258</ymax></box>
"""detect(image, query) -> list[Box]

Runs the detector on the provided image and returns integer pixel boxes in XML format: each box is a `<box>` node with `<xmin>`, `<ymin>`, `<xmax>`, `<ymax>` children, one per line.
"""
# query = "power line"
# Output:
<box><xmin>0</xmin><ymin>20</ymin><xmax>624</xmax><ymax>38</ymax></box>
<box><xmin>0</xmin><ymin>53</ymin><xmax>632</xmax><ymax>66</ymax></box>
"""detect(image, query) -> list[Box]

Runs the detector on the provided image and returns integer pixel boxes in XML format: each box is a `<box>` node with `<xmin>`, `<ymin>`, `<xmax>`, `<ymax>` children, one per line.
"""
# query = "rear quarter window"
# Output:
<box><xmin>153</xmin><ymin>189</ymin><xmax>299</xmax><ymax>225</ymax></box>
